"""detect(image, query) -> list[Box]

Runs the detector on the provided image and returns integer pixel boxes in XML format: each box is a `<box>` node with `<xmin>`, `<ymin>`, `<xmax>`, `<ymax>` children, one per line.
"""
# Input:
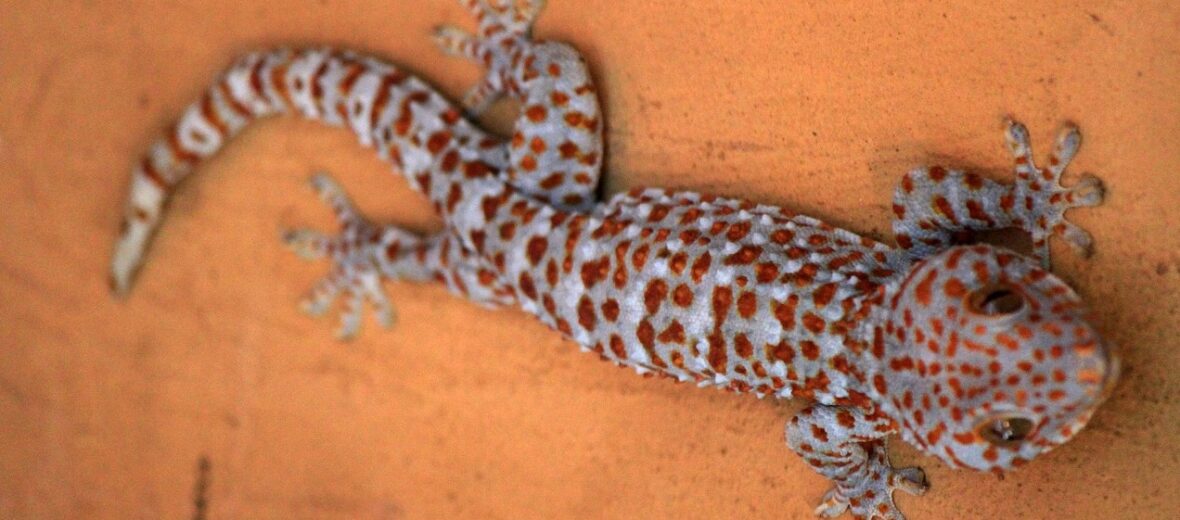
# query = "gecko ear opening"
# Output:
<box><xmin>966</xmin><ymin>283</ymin><xmax>1025</xmax><ymax>316</ymax></box>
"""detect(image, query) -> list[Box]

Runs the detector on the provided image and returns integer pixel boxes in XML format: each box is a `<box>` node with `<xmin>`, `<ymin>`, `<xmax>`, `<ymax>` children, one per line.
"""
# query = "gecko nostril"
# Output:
<box><xmin>967</xmin><ymin>284</ymin><xmax>1025</xmax><ymax>316</ymax></box>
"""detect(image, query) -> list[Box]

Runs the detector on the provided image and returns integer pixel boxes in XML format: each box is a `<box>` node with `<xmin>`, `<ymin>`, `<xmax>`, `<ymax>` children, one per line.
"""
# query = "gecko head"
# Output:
<box><xmin>877</xmin><ymin>244</ymin><xmax>1118</xmax><ymax>473</ymax></box>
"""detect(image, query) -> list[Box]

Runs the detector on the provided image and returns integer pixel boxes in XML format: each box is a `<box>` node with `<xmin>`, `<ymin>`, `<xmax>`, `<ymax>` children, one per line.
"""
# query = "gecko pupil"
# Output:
<box><xmin>978</xmin><ymin>415</ymin><xmax>1035</xmax><ymax>445</ymax></box>
<box><xmin>968</xmin><ymin>285</ymin><xmax>1024</xmax><ymax>316</ymax></box>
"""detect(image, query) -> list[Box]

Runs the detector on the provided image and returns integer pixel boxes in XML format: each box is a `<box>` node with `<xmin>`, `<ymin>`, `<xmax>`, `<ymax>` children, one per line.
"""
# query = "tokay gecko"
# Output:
<box><xmin>109</xmin><ymin>1</ymin><xmax>1119</xmax><ymax>518</ymax></box>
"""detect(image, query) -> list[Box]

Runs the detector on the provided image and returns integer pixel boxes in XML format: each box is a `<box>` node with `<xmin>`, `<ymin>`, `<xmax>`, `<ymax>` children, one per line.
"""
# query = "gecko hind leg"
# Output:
<box><xmin>282</xmin><ymin>173</ymin><xmax>430</xmax><ymax>340</ymax></box>
<box><xmin>433</xmin><ymin>0</ymin><xmax>605</xmax><ymax>211</ymax></box>
<box><xmin>1004</xmin><ymin>119</ymin><xmax>1105</xmax><ymax>263</ymax></box>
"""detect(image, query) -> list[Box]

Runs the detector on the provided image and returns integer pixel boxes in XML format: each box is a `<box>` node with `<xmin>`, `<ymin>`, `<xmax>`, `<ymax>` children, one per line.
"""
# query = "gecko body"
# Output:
<box><xmin>110</xmin><ymin>2</ymin><xmax>1118</xmax><ymax>519</ymax></box>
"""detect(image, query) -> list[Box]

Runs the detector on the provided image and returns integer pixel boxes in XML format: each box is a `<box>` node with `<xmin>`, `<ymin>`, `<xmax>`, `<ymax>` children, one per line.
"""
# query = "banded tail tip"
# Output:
<box><xmin>109</xmin><ymin>263</ymin><xmax>137</xmax><ymax>298</ymax></box>
<box><xmin>110</xmin><ymin>223</ymin><xmax>151</xmax><ymax>297</ymax></box>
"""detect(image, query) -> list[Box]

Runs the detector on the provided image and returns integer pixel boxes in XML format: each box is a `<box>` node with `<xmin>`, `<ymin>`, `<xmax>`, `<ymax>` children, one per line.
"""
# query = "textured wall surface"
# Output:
<box><xmin>2</xmin><ymin>1</ymin><xmax>1178</xmax><ymax>518</ymax></box>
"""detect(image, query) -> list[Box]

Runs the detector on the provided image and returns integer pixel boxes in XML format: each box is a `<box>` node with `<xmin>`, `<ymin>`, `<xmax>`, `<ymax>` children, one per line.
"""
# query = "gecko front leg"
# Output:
<box><xmin>891</xmin><ymin>119</ymin><xmax>1105</xmax><ymax>267</ymax></box>
<box><xmin>787</xmin><ymin>406</ymin><xmax>928</xmax><ymax>520</ymax></box>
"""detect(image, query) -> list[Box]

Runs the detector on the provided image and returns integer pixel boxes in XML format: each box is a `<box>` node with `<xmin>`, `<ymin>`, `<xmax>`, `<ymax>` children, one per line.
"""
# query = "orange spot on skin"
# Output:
<box><xmin>525</xmin><ymin>105</ymin><xmax>548</xmax><ymax>122</ymax></box>
<box><xmin>771</xmin><ymin>229</ymin><xmax>794</xmax><ymax>244</ymax></box>
<box><xmin>658</xmin><ymin>320</ymin><xmax>686</xmax><ymax>344</ymax></box>
<box><xmin>517</xmin><ymin>272</ymin><xmax>537</xmax><ymax>300</ymax></box>
<box><xmin>966</xmin><ymin>199</ymin><xmax>994</xmax><ymax>225</ymax></box>
<box><xmin>755</xmin><ymin>263</ymin><xmax>779</xmax><ymax>283</ymax></box>
<box><xmin>440</xmin><ymin>150</ymin><xmax>459</xmax><ymax>172</ymax></box>
<box><xmin>564</xmin><ymin>111</ymin><xmax>586</xmax><ymax>127</ymax></box>
<box><xmin>601</xmin><ymin>299</ymin><xmax>620</xmax><ymax>322</ymax></box>
<box><xmin>636</xmin><ymin>319</ymin><xmax>655</xmax><ymax>351</ymax></box>
<box><xmin>707</xmin><ymin>334</ymin><xmax>728</xmax><ymax>372</ymax></box>
<box><xmin>801</xmin><ymin>340</ymin><xmax>820</xmax><ymax>360</ymax></box>
<box><xmin>802</xmin><ymin>313</ymin><xmax>826</xmax><ymax>334</ymax></box>
<box><xmin>775</xmin><ymin>295</ymin><xmax>798</xmax><ymax>330</ymax></box>
<box><xmin>539</xmin><ymin>173</ymin><xmax>564</xmax><ymax>190</ymax></box>
<box><xmin>734</xmin><ymin>334</ymin><xmax>754</xmax><ymax>358</ymax></box>
<box><xmin>813</xmin><ymin>283</ymin><xmax>837</xmax><ymax>307</ymax></box>
<box><xmin>672</xmin><ymin>284</ymin><xmax>693</xmax><ymax>307</ymax></box>
<box><xmin>933</xmin><ymin>196</ymin><xmax>955</xmax><ymax>220</ymax></box>
<box><xmin>995</xmin><ymin>333</ymin><xmax>1019</xmax><ymax>351</ymax></box>
<box><xmin>712</xmin><ymin>287</ymin><xmax>733</xmax><ymax>329</ymax></box>
<box><xmin>965</xmin><ymin>173</ymin><xmax>985</xmax><ymax>190</ymax></box>
<box><xmin>526</xmin><ymin>236</ymin><xmax>549</xmax><ymax>265</ymax></box>
<box><xmin>463</xmin><ymin>160</ymin><xmax>491</xmax><ymax>179</ymax></box>
<box><xmin>558</xmin><ymin>140</ymin><xmax>579</xmax><ymax>159</ymax></box>
<box><xmin>952</xmin><ymin>431</ymin><xmax>978</xmax><ymax>444</ymax></box>
<box><xmin>726</xmin><ymin>222</ymin><xmax>751</xmax><ymax>241</ymax></box>
<box><xmin>944</xmin><ymin>277</ymin><xmax>967</xmax><ymax>298</ymax></box>
<box><xmin>669</xmin><ymin>252</ymin><xmax>688</xmax><ymax>276</ymax></box>
<box><xmin>915</xmin><ymin>268</ymin><xmax>939</xmax><ymax>306</ymax></box>
<box><xmin>609</xmin><ymin>334</ymin><xmax>627</xmax><ymax>358</ymax></box>
<box><xmin>631</xmin><ymin>244</ymin><xmax>650</xmax><ymax>270</ymax></box>
<box><xmin>580</xmin><ymin>257</ymin><xmax>611</xmax><ymax>289</ymax></box>
<box><xmin>690</xmin><ymin>252</ymin><xmax>712</xmax><ymax>283</ymax></box>
<box><xmin>444</xmin><ymin>183</ymin><xmax>462</xmax><ymax>214</ymax></box>
<box><xmin>982</xmin><ymin>446</ymin><xmax>998</xmax><ymax>462</ymax></box>
<box><xmin>737</xmin><ymin>292</ymin><xmax>757</xmax><ymax>318</ymax></box>
<box><xmin>577</xmin><ymin>296</ymin><xmax>597</xmax><ymax>331</ymax></box>
<box><xmin>426</xmin><ymin>130</ymin><xmax>451</xmax><ymax>154</ymax></box>
<box><xmin>644</xmin><ymin>279</ymin><xmax>668</xmax><ymax>314</ymax></box>
<box><xmin>971</xmin><ymin>261</ymin><xmax>991</xmax><ymax>284</ymax></box>
<box><xmin>771</xmin><ymin>342</ymin><xmax>795</xmax><ymax>364</ymax></box>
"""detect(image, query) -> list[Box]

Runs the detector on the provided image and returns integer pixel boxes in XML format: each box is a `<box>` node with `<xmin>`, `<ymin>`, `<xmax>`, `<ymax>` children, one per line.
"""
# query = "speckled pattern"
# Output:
<box><xmin>109</xmin><ymin>2</ymin><xmax>1119</xmax><ymax>519</ymax></box>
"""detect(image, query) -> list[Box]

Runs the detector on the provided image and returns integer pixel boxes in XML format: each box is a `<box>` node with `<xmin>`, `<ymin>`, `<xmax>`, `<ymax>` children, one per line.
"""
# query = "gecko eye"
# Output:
<box><xmin>967</xmin><ymin>284</ymin><xmax>1025</xmax><ymax>316</ymax></box>
<box><xmin>976</xmin><ymin>414</ymin><xmax>1036</xmax><ymax>446</ymax></box>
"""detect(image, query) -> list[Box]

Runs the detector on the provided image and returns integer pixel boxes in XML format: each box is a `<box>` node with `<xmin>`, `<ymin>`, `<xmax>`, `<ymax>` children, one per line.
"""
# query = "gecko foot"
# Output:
<box><xmin>1004</xmin><ymin>119</ymin><xmax>1106</xmax><ymax>266</ymax></box>
<box><xmin>433</xmin><ymin>0</ymin><xmax>545</xmax><ymax>114</ymax></box>
<box><xmin>814</xmin><ymin>445</ymin><xmax>928</xmax><ymax>520</ymax></box>
<box><xmin>282</xmin><ymin>174</ymin><xmax>415</xmax><ymax>340</ymax></box>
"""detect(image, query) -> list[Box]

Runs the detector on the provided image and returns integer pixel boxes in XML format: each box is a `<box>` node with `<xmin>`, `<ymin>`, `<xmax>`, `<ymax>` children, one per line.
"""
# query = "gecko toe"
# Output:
<box><xmin>1056</xmin><ymin>221</ymin><xmax>1095</xmax><ymax>257</ymax></box>
<box><xmin>813</xmin><ymin>488</ymin><xmax>849</xmax><ymax>518</ymax></box>
<box><xmin>283</xmin><ymin>228</ymin><xmax>329</xmax><ymax>260</ymax></box>
<box><xmin>1067</xmin><ymin>173</ymin><xmax>1105</xmax><ymax>207</ymax></box>
<box><xmin>890</xmin><ymin>467</ymin><xmax>929</xmax><ymax>496</ymax></box>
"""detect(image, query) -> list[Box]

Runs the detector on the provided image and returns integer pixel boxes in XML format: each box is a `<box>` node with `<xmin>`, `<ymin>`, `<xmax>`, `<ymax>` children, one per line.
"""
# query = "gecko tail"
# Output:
<box><xmin>109</xmin><ymin>46</ymin><xmax>466</xmax><ymax>295</ymax></box>
<box><xmin>110</xmin><ymin>48</ymin><xmax>311</xmax><ymax>295</ymax></box>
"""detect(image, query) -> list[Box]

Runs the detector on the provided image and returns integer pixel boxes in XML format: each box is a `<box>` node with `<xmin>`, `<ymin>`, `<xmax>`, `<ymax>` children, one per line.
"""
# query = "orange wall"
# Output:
<box><xmin>1</xmin><ymin>1</ymin><xmax>1178</xmax><ymax>518</ymax></box>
